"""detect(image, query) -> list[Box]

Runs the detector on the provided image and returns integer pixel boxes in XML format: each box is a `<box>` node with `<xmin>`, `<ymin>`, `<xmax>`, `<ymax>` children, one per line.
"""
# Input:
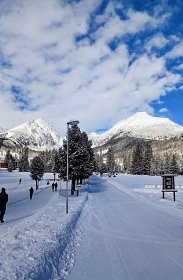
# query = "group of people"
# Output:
<box><xmin>52</xmin><ymin>181</ymin><xmax>58</xmax><ymax>192</ymax></box>
<box><xmin>0</xmin><ymin>179</ymin><xmax>60</xmax><ymax>224</ymax></box>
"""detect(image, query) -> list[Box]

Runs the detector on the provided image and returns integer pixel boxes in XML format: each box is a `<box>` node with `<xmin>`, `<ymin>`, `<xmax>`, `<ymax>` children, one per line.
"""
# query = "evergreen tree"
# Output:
<box><xmin>18</xmin><ymin>148</ymin><xmax>29</xmax><ymax>172</ymax></box>
<box><xmin>143</xmin><ymin>142</ymin><xmax>152</xmax><ymax>175</ymax></box>
<box><xmin>152</xmin><ymin>155</ymin><xmax>163</xmax><ymax>175</ymax></box>
<box><xmin>163</xmin><ymin>154</ymin><xmax>170</xmax><ymax>174</ymax></box>
<box><xmin>68</xmin><ymin>126</ymin><xmax>90</xmax><ymax>192</ymax></box>
<box><xmin>55</xmin><ymin>147</ymin><xmax>67</xmax><ymax>180</ymax></box>
<box><xmin>4</xmin><ymin>150</ymin><xmax>16</xmax><ymax>172</ymax></box>
<box><xmin>100</xmin><ymin>163</ymin><xmax>108</xmax><ymax>175</ymax></box>
<box><xmin>78</xmin><ymin>131</ymin><xmax>95</xmax><ymax>182</ymax></box>
<box><xmin>94</xmin><ymin>152</ymin><xmax>103</xmax><ymax>173</ymax></box>
<box><xmin>130</xmin><ymin>142</ymin><xmax>144</xmax><ymax>174</ymax></box>
<box><xmin>169</xmin><ymin>154</ymin><xmax>179</xmax><ymax>174</ymax></box>
<box><xmin>106</xmin><ymin>146</ymin><xmax>115</xmax><ymax>173</ymax></box>
<box><xmin>30</xmin><ymin>156</ymin><xmax>44</xmax><ymax>189</ymax></box>
<box><xmin>58</xmin><ymin>124</ymin><xmax>95</xmax><ymax>194</ymax></box>
<box><xmin>94</xmin><ymin>153</ymin><xmax>100</xmax><ymax>172</ymax></box>
<box><xmin>7</xmin><ymin>160</ymin><xmax>15</xmax><ymax>172</ymax></box>
<box><xmin>39</xmin><ymin>149</ymin><xmax>55</xmax><ymax>172</ymax></box>
<box><xmin>4</xmin><ymin>150</ymin><xmax>11</xmax><ymax>167</ymax></box>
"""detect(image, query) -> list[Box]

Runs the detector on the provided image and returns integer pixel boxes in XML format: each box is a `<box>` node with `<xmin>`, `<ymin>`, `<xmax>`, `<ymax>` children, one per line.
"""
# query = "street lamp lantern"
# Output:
<box><xmin>66</xmin><ymin>119</ymin><xmax>79</xmax><ymax>214</ymax></box>
<box><xmin>67</xmin><ymin>119</ymin><xmax>79</xmax><ymax>126</ymax></box>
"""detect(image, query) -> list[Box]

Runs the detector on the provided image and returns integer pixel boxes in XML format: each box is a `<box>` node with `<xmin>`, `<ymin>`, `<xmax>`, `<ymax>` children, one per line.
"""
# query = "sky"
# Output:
<box><xmin>1</xmin><ymin>170</ymin><xmax>183</xmax><ymax>279</ymax></box>
<box><xmin>0</xmin><ymin>0</ymin><xmax>183</xmax><ymax>136</ymax></box>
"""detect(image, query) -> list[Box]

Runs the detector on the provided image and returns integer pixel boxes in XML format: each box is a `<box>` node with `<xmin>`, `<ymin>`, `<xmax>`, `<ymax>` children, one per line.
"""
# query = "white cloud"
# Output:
<box><xmin>174</xmin><ymin>63</ymin><xmax>183</xmax><ymax>71</ymax></box>
<box><xmin>166</xmin><ymin>41</ymin><xmax>183</xmax><ymax>59</ymax></box>
<box><xmin>93</xmin><ymin>8</ymin><xmax>154</xmax><ymax>44</ymax></box>
<box><xmin>145</xmin><ymin>33</ymin><xmax>168</xmax><ymax>53</ymax></box>
<box><xmin>159</xmin><ymin>107</ymin><xmax>168</xmax><ymax>113</ymax></box>
<box><xmin>0</xmin><ymin>0</ymin><xmax>182</xmax><ymax>136</ymax></box>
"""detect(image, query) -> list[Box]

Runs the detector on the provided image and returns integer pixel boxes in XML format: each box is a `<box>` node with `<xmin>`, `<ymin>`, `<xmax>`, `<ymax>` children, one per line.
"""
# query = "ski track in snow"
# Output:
<box><xmin>1</xmin><ymin>172</ymin><xmax>183</xmax><ymax>279</ymax></box>
<box><xmin>65</xmin><ymin>175</ymin><xmax>183</xmax><ymax>280</ymax></box>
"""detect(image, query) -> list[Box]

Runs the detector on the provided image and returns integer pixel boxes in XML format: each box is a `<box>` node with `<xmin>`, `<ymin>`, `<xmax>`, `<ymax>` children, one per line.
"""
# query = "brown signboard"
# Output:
<box><xmin>162</xmin><ymin>175</ymin><xmax>175</xmax><ymax>190</ymax></box>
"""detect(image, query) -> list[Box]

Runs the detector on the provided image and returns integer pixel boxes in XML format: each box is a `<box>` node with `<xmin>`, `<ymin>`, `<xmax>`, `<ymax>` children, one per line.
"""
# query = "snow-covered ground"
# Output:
<box><xmin>0</xmin><ymin>170</ymin><xmax>183</xmax><ymax>279</ymax></box>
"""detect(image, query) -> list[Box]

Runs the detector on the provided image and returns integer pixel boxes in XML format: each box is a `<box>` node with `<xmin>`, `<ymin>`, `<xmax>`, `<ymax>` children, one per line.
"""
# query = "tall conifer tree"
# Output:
<box><xmin>30</xmin><ymin>156</ymin><xmax>44</xmax><ymax>189</ymax></box>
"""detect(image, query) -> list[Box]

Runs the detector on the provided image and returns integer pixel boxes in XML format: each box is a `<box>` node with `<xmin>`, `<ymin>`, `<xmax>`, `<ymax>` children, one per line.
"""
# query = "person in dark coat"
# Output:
<box><xmin>29</xmin><ymin>187</ymin><xmax>34</xmax><ymax>199</ymax></box>
<box><xmin>0</xmin><ymin>187</ymin><xmax>8</xmax><ymax>223</ymax></box>
<box><xmin>54</xmin><ymin>182</ymin><xmax>58</xmax><ymax>191</ymax></box>
<box><xmin>52</xmin><ymin>182</ymin><xmax>55</xmax><ymax>192</ymax></box>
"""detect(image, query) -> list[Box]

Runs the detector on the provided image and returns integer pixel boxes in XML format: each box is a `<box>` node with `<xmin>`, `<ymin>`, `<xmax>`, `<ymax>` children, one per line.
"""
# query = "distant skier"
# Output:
<box><xmin>29</xmin><ymin>187</ymin><xmax>34</xmax><ymax>199</ymax></box>
<box><xmin>52</xmin><ymin>182</ymin><xmax>55</xmax><ymax>192</ymax></box>
<box><xmin>55</xmin><ymin>182</ymin><xmax>58</xmax><ymax>191</ymax></box>
<box><xmin>0</xmin><ymin>187</ymin><xmax>8</xmax><ymax>223</ymax></box>
<box><xmin>19</xmin><ymin>178</ymin><xmax>22</xmax><ymax>184</ymax></box>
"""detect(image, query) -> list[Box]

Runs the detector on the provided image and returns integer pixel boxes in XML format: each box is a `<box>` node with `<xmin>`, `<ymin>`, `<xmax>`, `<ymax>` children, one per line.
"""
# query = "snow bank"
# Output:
<box><xmin>0</xmin><ymin>190</ymin><xmax>88</xmax><ymax>280</ymax></box>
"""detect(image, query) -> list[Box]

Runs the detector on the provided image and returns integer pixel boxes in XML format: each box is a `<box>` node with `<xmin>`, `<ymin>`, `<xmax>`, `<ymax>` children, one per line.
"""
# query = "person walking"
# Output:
<box><xmin>29</xmin><ymin>187</ymin><xmax>34</xmax><ymax>199</ymax></box>
<box><xmin>0</xmin><ymin>187</ymin><xmax>8</xmax><ymax>223</ymax></box>
<box><xmin>54</xmin><ymin>182</ymin><xmax>58</xmax><ymax>191</ymax></box>
<box><xmin>52</xmin><ymin>182</ymin><xmax>55</xmax><ymax>192</ymax></box>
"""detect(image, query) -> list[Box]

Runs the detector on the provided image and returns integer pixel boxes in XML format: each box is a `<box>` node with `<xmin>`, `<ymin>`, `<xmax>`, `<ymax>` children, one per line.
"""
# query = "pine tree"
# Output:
<box><xmin>106</xmin><ymin>146</ymin><xmax>115</xmax><ymax>173</ymax></box>
<box><xmin>143</xmin><ymin>142</ymin><xmax>152</xmax><ymax>175</ymax></box>
<box><xmin>131</xmin><ymin>142</ymin><xmax>144</xmax><ymax>174</ymax></box>
<box><xmin>100</xmin><ymin>162</ymin><xmax>108</xmax><ymax>175</ymax></box>
<box><xmin>169</xmin><ymin>154</ymin><xmax>179</xmax><ymax>175</ymax></box>
<box><xmin>164</xmin><ymin>154</ymin><xmax>170</xmax><ymax>174</ymax></box>
<box><xmin>18</xmin><ymin>148</ymin><xmax>29</xmax><ymax>172</ymax></box>
<box><xmin>78</xmin><ymin>131</ymin><xmax>95</xmax><ymax>182</ymax></box>
<box><xmin>4</xmin><ymin>150</ymin><xmax>16</xmax><ymax>172</ymax></box>
<box><xmin>30</xmin><ymin>156</ymin><xmax>44</xmax><ymax>189</ymax></box>
<box><xmin>68</xmin><ymin>126</ymin><xmax>90</xmax><ymax>192</ymax></box>
<box><xmin>94</xmin><ymin>149</ymin><xmax>104</xmax><ymax>173</ymax></box>
<box><xmin>39</xmin><ymin>149</ymin><xmax>55</xmax><ymax>172</ymax></box>
<box><xmin>55</xmin><ymin>147</ymin><xmax>67</xmax><ymax>180</ymax></box>
<box><xmin>58</xmin><ymin>124</ymin><xmax>95</xmax><ymax>194</ymax></box>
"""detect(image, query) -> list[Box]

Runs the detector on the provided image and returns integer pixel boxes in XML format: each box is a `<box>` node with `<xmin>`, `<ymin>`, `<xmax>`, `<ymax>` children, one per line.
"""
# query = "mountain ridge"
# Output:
<box><xmin>0</xmin><ymin>112</ymin><xmax>183</xmax><ymax>151</ymax></box>
<box><xmin>0</xmin><ymin>118</ymin><xmax>63</xmax><ymax>151</ymax></box>
<box><xmin>88</xmin><ymin>112</ymin><xmax>183</xmax><ymax>147</ymax></box>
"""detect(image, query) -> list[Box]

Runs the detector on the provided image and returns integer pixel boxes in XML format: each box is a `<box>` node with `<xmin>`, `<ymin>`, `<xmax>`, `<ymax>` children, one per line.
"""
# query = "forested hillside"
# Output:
<box><xmin>93</xmin><ymin>135</ymin><xmax>183</xmax><ymax>175</ymax></box>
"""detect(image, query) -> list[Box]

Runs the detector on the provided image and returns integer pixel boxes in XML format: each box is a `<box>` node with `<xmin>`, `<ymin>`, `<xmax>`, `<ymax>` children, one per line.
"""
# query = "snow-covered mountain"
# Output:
<box><xmin>0</xmin><ymin>118</ymin><xmax>63</xmax><ymax>151</ymax></box>
<box><xmin>1</xmin><ymin>112</ymin><xmax>183</xmax><ymax>151</ymax></box>
<box><xmin>89</xmin><ymin>112</ymin><xmax>183</xmax><ymax>147</ymax></box>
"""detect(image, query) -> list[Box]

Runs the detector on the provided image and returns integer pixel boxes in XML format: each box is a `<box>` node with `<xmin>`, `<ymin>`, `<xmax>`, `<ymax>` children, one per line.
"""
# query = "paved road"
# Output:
<box><xmin>66</xmin><ymin>175</ymin><xmax>183</xmax><ymax>280</ymax></box>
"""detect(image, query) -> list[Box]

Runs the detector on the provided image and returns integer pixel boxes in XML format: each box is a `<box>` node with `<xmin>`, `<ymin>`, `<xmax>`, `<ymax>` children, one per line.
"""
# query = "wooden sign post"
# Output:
<box><xmin>161</xmin><ymin>174</ymin><xmax>177</xmax><ymax>201</ymax></box>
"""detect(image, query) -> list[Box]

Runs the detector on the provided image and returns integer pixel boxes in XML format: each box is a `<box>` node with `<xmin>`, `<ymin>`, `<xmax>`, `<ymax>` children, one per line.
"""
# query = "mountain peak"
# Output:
<box><xmin>132</xmin><ymin>112</ymin><xmax>149</xmax><ymax>117</ymax></box>
<box><xmin>3</xmin><ymin>118</ymin><xmax>63</xmax><ymax>151</ymax></box>
<box><xmin>89</xmin><ymin>112</ymin><xmax>183</xmax><ymax>147</ymax></box>
<box><xmin>33</xmin><ymin>118</ymin><xmax>49</xmax><ymax>126</ymax></box>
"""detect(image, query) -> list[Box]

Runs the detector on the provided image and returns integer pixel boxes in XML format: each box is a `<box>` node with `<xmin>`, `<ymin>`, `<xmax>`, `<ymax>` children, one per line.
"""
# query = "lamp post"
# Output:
<box><xmin>66</xmin><ymin>119</ymin><xmax>79</xmax><ymax>214</ymax></box>
<box><xmin>53</xmin><ymin>172</ymin><xmax>56</xmax><ymax>181</ymax></box>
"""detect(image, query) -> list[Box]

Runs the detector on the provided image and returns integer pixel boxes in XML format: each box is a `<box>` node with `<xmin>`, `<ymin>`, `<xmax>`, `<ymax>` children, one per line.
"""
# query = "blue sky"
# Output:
<box><xmin>0</xmin><ymin>0</ymin><xmax>182</xmax><ymax>136</ymax></box>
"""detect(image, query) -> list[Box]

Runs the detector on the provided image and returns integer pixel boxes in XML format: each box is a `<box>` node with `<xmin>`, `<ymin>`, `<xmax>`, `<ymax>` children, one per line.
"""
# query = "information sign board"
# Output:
<box><xmin>162</xmin><ymin>175</ymin><xmax>175</xmax><ymax>190</ymax></box>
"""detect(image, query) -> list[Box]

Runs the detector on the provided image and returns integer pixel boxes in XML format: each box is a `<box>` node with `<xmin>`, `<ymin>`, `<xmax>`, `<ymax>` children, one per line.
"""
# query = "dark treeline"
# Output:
<box><xmin>94</xmin><ymin>137</ymin><xmax>183</xmax><ymax>176</ymax></box>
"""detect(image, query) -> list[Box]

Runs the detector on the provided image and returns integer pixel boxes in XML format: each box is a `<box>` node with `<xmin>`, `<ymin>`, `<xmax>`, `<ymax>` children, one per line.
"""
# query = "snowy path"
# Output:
<box><xmin>1</xmin><ymin>171</ymin><xmax>183</xmax><ymax>279</ymax></box>
<box><xmin>66</xmin><ymin>176</ymin><xmax>183</xmax><ymax>280</ymax></box>
<box><xmin>0</xmin><ymin>170</ymin><xmax>88</xmax><ymax>280</ymax></box>
<box><xmin>0</xmin><ymin>172</ymin><xmax>55</xmax><ymax>230</ymax></box>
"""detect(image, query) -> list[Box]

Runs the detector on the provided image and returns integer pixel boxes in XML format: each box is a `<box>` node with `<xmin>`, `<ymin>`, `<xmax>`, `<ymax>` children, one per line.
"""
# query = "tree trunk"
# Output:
<box><xmin>71</xmin><ymin>178</ymin><xmax>76</xmax><ymax>195</ymax></box>
<box><xmin>36</xmin><ymin>179</ymin><xmax>38</xmax><ymax>190</ymax></box>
